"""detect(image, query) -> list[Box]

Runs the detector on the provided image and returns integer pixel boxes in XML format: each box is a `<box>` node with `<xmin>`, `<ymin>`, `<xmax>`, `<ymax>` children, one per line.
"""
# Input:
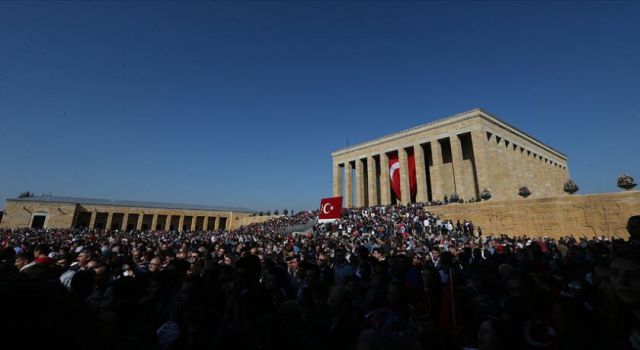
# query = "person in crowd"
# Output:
<box><xmin>627</xmin><ymin>215</ymin><xmax>640</xmax><ymax>243</ymax></box>
<box><xmin>1</xmin><ymin>206</ymin><xmax>638</xmax><ymax>349</ymax></box>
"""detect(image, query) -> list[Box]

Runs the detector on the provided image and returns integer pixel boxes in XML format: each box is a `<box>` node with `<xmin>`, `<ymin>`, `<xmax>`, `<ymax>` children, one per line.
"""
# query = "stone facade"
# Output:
<box><xmin>332</xmin><ymin>108</ymin><xmax>570</xmax><ymax>206</ymax></box>
<box><xmin>427</xmin><ymin>191</ymin><xmax>640</xmax><ymax>239</ymax></box>
<box><xmin>236</xmin><ymin>215</ymin><xmax>281</xmax><ymax>227</ymax></box>
<box><xmin>0</xmin><ymin>196</ymin><xmax>254</xmax><ymax>231</ymax></box>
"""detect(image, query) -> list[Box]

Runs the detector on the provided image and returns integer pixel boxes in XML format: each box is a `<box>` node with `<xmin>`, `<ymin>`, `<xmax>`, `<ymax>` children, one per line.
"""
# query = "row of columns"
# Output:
<box><xmin>335</xmin><ymin>129</ymin><xmax>568</xmax><ymax>208</ymax></box>
<box><xmin>334</xmin><ymin>131</ymin><xmax>494</xmax><ymax>208</ymax></box>
<box><xmin>84</xmin><ymin>212</ymin><xmax>225</xmax><ymax>231</ymax></box>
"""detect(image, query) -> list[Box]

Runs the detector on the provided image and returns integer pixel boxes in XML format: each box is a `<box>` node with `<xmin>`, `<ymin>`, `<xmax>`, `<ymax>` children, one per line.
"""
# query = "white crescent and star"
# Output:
<box><xmin>322</xmin><ymin>202</ymin><xmax>334</xmax><ymax>214</ymax></box>
<box><xmin>389</xmin><ymin>161</ymin><xmax>400</xmax><ymax>183</ymax></box>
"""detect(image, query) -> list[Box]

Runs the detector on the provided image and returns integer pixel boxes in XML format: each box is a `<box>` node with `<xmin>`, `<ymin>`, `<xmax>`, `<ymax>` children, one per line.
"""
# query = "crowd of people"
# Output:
<box><xmin>1</xmin><ymin>204</ymin><xmax>639</xmax><ymax>350</ymax></box>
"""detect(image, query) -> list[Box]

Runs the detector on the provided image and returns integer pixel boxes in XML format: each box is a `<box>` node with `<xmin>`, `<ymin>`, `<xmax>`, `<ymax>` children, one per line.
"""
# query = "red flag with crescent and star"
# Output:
<box><xmin>388</xmin><ymin>151</ymin><xmax>416</xmax><ymax>201</ymax></box>
<box><xmin>318</xmin><ymin>196</ymin><xmax>342</xmax><ymax>223</ymax></box>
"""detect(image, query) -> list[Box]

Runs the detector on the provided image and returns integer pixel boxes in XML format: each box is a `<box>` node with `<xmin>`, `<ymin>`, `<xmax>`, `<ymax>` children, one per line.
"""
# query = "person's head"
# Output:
<box><xmin>611</xmin><ymin>246</ymin><xmax>640</xmax><ymax>308</ymax></box>
<box><xmin>316</xmin><ymin>254</ymin><xmax>329</xmax><ymax>267</ymax></box>
<box><xmin>132</xmin><ymin>248</ymin><xmax>142</xmax><ymax>261</ymax></box>
<box><xmin>263</xmin><ymin>266</ymin><xmax>286</xmax><ymax>292</ymax></box>
<box><xmin>187</xmin><ymin>251</ymin><xmax>200</xmax><ymax>264</ymax></box>
<box><xmin>236</xmin><ymin>254</ymin><xmax>262</xmax><ymax>286</ymax></box>
<box><xmin>421</xmin><ymin>265</ymin><xmax>440</xmax><ymax>291</ymax></box>
<box><xmin>149</xmin><ymin>256</ymin><xmax>161</xmax><ymax>273</ymax></box>
<box><xmin>92</xmin><ymin>262</ymin><xmax>109</xmax><ymax>287</ymax></box>
<box><xmin>372</xmin><ymin>247</ymin><xmax>385</xmax><ymax>261</ymax></box>
<box><xmin>627</xmin><ymin>216</ymin><xmax>640</xmax><ymax>241</ymax></box>
<box><xmin>77</xmin><ymin>250</ymin><xmax>92</xmax><ymax>267</ymax></box>
<box><xmin>431</xmin><ymin>247</ymin><xmax>440</xmax><ymax>261</ymax></box>
<box><xmin>286</xmin><ymin>255</ymin><xmax>299</xmax><ymax>271</ymax></box>
<box><xmin>56</xmin><ymin>255</ymin><xmax>72</xmax><ymax>269</ymax></box>
<box><xmin>15</xmin><ymin>252</ymin><xmax>30</xmax><ymax>270</ymax></box>
<box><xmin>505</xmin><ymin>273</ymin><xmax>529</xmax><ymax>300</ymax></box>
<box><xmin>34</xmin><ymin>244</ymin><xmax>49</xmax><ymax>258</ymax></box>
<box><xmin>223</xmin><ymin>254</ymin><xmax>233</xmax><ymax>266</ymax></box>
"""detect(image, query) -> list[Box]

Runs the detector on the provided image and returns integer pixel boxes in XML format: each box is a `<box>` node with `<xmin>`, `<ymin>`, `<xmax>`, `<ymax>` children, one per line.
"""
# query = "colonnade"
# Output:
<box><xmin>333</xmin><ymin>130</ymin><xmax>569</xmax><ymax>208</ymax></box>
<box><xmin>81</xmin><ymin>211</ymin><xmax>228</xmax><ymax>231</ymax></box>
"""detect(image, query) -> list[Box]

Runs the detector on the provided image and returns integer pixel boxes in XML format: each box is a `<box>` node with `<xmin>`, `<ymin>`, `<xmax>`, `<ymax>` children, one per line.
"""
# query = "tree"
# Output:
<box><xmin>259</xmin><ymin>211</ymin><xmax>264</xmax><ymax>216</ymax></box>
<box><xmin>274</xmin><ymin>209</ymin><xmax>279</xmax><ymax>215</ymax></box>
<box><xmin>291</xmin><ymin>210</ymin><xmax>295</xmax><ymax>215</ymax></box>
<box><xmin>19</xmin><ymin>191</ymin><xmax>34</xmax><ymax>198</ymax></box>
<box><xmin>266</xmin><ymin>210</ymin><xmax>271</xmax><ymax>216</ymax></box>
<box><xmin>283</xmin><ymin>209</ymin><xmax>289</xmax><ymax>216</ymax></box>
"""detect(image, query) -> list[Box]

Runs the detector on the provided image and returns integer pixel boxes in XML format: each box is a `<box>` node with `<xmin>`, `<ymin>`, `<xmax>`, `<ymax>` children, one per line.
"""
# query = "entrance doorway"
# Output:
<box><xmin>31</xmin><ymin>215</ymin><xmax>46</xmax><ymax>229</ymax></box>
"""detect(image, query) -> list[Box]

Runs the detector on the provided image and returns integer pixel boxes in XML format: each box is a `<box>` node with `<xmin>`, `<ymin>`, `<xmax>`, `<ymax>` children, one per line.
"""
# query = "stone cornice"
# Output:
<box><xmin>331</xmin><ymin>108</ymin><xmax>567</xmax><ymax>161</ymax></box>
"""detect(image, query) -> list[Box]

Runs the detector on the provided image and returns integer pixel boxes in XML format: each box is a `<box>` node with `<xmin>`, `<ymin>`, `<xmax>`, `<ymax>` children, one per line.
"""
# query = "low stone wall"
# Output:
<box><xmin>235</xmin><ymin>215</ymin><xmax>280</xmax><ymax>227</ymax></box>
<box><xmin>427</xmin><ymin>191</ymin><xmax>640</xmax><ymax>239</ymax></box>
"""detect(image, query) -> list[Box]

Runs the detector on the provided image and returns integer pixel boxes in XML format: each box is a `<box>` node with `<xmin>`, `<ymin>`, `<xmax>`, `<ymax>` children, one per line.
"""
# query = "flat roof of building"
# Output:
<box><xmin>8</xmin><ymin>195</ymin><xmax>255</xmax><ymax>213</ymax></box>
<box><xmin>332</xmin><ymin>108</ymin><xmax>566</xmax><ymax>159</ymax></box>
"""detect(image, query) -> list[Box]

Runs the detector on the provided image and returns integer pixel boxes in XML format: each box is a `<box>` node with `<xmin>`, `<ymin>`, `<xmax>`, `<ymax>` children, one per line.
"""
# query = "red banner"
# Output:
<box><xmin>388</xmin><ymin>151</ymin><xmax>416</xmax><ymax>201</ymax></box>
<box><xmin>319</xmin><ymin>196</ymin><xmax>342</xmax><ymax>222</ymax></box>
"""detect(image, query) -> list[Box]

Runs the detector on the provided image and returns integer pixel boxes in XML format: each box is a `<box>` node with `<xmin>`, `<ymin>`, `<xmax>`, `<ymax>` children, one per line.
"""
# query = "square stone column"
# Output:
<box><xmin>450</xmin><ymin>135</ymin><xmax>470</xmax><ymax>200</ymax></box>
<box><xmin>367</xmin><ymin>156</ymin><xmax>378</xmax><ymax>206</ymax></box>
<box><xmin>214</xmin><ymin>216</ymin><xmax>220</xmax><ymax>230</ymax></box>
<box><xmin>414</xmin><ymin>144</ymin><xmax>428</xmax><ymax>203</ymax></box>
<box><xmin>333</xmin><ymin>161</ymin><xmax>342</xmax><ymax>197</ymax></box>
<box><xmin>355</xmin><ymin>158</ymin><xmax>366</xmax><ymax>207</ymax></box>
<box><xmin>470</xmin><ymin>130</ymin><xmax>492</xmax><ymax>197</ymax></box>
<box><xmin>136</xmin><ymin>214</ymin><xmax>144</xmax><ymax>230</ymax></box>
<box><xmin>121</xmin><ymin>213</ymin><xmax>129</xmax><ymax>231</ymax></box>
<box><xmin>494</xmin><ymin>137</ymin><xmax>509</xmax><ymax>200</ymax></box>
<box><xmin>344</xmin><ymin>162</ymin><xmax>353</xmax><ymax>208</ymax></box>
<box><xmin>380</xmin><ymin>153</ymin><xmax>391</xmax><ymax>205</ymax></box>
<box><xmin>105</xmin><ymin>213</ymin><xmax>113</xmax><ymax>231</ymax></box>
<box><xmin>151</xmin><ymin>215</ymin><xmax>158</xmax><ymax>231</ymax></box>
<box><xmin>178</xmin><ymin>215</ymin><xmax>184</xmax><ymax>232</ymax></box>
<box><xmin>88</xmin><ymin>211</ymin><xmax>96</xmax><ymax>229</ymax></box>
<box><xmin>429</xmin><ymin>141</ymin><xmax>444</xmax><ymax>202</ymax></box>
<box><xmin>165</xmin><ymin>215</ymin><xmax>172</xmax><ymax>230</ymax></box>
<box><xmin>191</xmin><ymin>216</ymin><xmax>197</xmax><ymax>231</ymax></box>
<box><xmin>203</xmin><ymin>216</ymin><xmax>209</xmax><ymax>231</ymax></box>
<box><xmin>399</xmin><ymin>148</ymin><xmax>411</xmax><ymax>204</ymax></box>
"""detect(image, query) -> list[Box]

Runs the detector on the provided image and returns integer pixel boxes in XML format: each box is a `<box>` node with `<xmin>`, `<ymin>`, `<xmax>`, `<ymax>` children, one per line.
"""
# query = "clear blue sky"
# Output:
<box><xmin>1</xmin><ymin>1</ymin><xmax>639</xmax><ymax>212</ymax></box>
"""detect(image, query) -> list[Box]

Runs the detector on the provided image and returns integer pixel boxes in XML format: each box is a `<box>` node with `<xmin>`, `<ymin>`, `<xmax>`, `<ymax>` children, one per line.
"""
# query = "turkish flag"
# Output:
<box><xmin>318</xmin><ymin>196</ymin><xmax>342</xmax><ymax>223</ymax></box>
<box><xmin>388</xmin><ymin>151</ymin><xmax>416</xmax><ymax>201</ymax></box>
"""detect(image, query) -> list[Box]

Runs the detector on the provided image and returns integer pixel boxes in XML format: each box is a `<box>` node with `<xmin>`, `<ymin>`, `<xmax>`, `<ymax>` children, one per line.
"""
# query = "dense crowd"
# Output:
<box><xmin>1</xmin><ymin>205</ymin><xmax>639</xmax><ymax>350</ymax></box>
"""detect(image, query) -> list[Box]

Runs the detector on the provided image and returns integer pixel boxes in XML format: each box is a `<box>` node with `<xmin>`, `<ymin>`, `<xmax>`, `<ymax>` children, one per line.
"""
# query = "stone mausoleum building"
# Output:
<box><xmin>332</xmin><ymin>108</ymin><xmax>570</xmax><ymax>207</ymax></box>
<box><xmin>0</xmin><ymin>196</ymin><xmax>254</xmax><ymax>230</ymax></box>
